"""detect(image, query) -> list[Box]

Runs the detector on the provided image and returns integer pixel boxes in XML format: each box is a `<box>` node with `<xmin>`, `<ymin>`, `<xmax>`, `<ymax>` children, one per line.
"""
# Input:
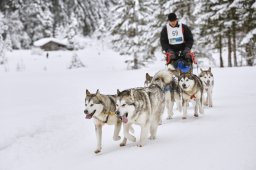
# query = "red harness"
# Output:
<box><xmin>190</xmin><ymin>94</ymin><xmax>196</xmax><ymax>100</ymax></box>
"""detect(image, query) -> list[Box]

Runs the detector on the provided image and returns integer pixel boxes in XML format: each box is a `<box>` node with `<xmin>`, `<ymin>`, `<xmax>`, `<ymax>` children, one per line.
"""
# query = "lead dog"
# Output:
<box><xmin>199</xmin><ymin>67</ymin><xmax>214</xmax><ymax>107</ymax></box>
<box><xmin>116</xmin><ymin>84</ymin><xmax>165</xmax><ymax>147</ymax></box>
<box><xmin>84</xmin><ymin>89</ymin><xmax>121</xmax><ymax>153</ymax></box>
<box><xmin>178</xmin><ymin>73</ymin><xmax>204</xmax><ymax>119</ymax></box>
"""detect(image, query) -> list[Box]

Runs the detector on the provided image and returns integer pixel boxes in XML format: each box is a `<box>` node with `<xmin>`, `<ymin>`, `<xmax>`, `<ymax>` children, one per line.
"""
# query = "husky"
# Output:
<box><xmin>116</xmin><ymin>85</ymin><xmax>165</xmax><ymax>147</ymax></box>
<box><xmin>199</xmin><ymin>67</ymin><xmax>214</xmax><ymax>107</ymax></box>
<box><xmin>178</xmin><ymin>73</ymin><xmax>204</xmax><ymax>119</ymax></box>
<box><xmin>149</xmin><ymin>68</ymin><xmax>182</xmax><ymax>119</ymax></box>
<box><xmin>84</xmin><ymin>89</ymin><xmax>121</xmax><ymax>154</ymax></box>
<box><xmin>166</xmin><ymin>65</ymin><xmax>182</xmax><ymax>118</ymax></box>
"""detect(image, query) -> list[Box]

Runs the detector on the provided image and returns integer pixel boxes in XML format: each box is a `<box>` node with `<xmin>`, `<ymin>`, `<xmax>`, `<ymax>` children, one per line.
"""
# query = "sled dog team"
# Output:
<box><xmin>84</xmin><ymin>66</ymin><xmax>214</xmax><ymax>153</ymax></box>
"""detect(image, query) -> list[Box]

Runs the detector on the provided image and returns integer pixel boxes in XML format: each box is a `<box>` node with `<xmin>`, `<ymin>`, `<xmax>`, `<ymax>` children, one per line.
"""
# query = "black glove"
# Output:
<box><xmin>183</xmin><ymin>47</ymin><xmax>190</xmax><ymax>57</ymax></box>
<box><xmin>182</xmin><ymin>48</ymin><xmax>192</xmax><ymax>64</ymax></box>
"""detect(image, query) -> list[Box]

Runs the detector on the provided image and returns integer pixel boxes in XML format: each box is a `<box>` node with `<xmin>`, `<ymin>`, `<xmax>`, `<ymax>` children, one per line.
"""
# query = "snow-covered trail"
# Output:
<box><xmin>0</xmin><ymin>65</ymin><xmax>256</xmax><ymax>170</ymax></box>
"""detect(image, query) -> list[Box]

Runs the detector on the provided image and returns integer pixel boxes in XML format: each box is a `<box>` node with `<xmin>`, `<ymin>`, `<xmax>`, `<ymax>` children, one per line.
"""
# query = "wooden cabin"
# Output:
<box><xmin>33</xmin><ymin>38</ymin><xmax>68</xmax><ymax>51</ymax></box>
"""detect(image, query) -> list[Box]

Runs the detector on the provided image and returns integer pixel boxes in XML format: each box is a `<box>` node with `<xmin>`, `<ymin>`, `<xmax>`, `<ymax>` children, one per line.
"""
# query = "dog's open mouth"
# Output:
<box><xmin>85</xmin><ymin>110</ymin><xmax>96</xmax><ymax>119</ymax></box>
<box><xmin>120</xmin><ymin>113</ymin><xmax>128</xmax><ymax>123</ymax></box>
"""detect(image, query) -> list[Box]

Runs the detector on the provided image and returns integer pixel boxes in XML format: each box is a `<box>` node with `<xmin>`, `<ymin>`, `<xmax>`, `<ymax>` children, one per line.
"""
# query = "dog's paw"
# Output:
<box><xmin>113</xmin><ymin>136</ymin><xmax>121</xmax><ymax>141</ymax></box>
<box><xmin>158</xmin><ymin>120</ymin><xmax>163</xmax><ymax>125</ymax></box>
<box><xmin>182</xmin><ymin>116</ymin><xmax>187</xmax><ymax>119</ymax></box>
<box><xmin>130</xmin><ymin>137</ymin><xmax>136</xmax><ymax>142</ymax></box>
<box><xmin>94</xmin><ymin>149</ymin><xmax>101</xmax><ymax>154</ymax></box>
<box><xmin>137</xmin><ymin>144</ymin><xmax>143</xmax><ymax>147</ymax></box>
<box><xmin>120</xmin><ymin>142</ymin><xmax>126</xmax><ymax>147</ymax></box>
<box><xmin>149</xmin><ymin>136</ymin><xmax>156</xmax><ymax>140</ymax></box>
<box><xmin>166</xmin><ymin>116</ymin><xmax>172</xmax><ymax>120</ymax></box>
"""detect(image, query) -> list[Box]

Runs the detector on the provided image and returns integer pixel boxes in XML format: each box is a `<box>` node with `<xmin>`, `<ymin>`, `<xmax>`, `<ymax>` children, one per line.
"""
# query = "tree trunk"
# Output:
<box><xmin>246</xmin><ymin>41</ymin><xmax>254</xmax><ymax>66</ymax></box>
<box><xmin>227</xmin><ymin>28</ymin><xmax>232</xmax><ymax>67</ymax></box>
<box><xmin>133</xmin><ymin>56</ymin><xmax>138</xmax><ymax>69</ymax></box>
<box><xmin>231</xmin><ymin>8</ymin><xmax>238</xmax><ymax>66</ymax></box>
<box><xmin>219</xmin><ymin>26</ymin><xmax>224</xmax><ymax>67</ymax></box>
<box><xmin>219</xmin><ymin>34</ymin><xmax>224</xmax><ymax>67</ymax></box>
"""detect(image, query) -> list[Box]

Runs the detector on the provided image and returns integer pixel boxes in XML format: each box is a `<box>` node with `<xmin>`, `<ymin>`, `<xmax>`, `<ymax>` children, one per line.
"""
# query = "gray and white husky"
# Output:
<box><xmin>166</xmin><ymin>66</ymin><xmax>182</xmax><ymax>118</ymax></box>
<box><xmin>199</xmin><ymin>67</ymin><xmax>214</xmax><ymax>107</ymax></box>
<box><xmin>148</xmin><ymin>68</ymin><xmax>182</xmax><ymax>120</ymax></box>
<box><xmin>116</xmin><ymin>85</ymin><xmax>165</xmax><ymax>147</ymax></box>
<box><xmin>84</xmin><ymin>89</ymin><xmax>121</xmax><ymax>154</ymax></box>
<box><xmin>178</xmin><ymin>73</ymin><xmax>204</xmax><ymax>119</ymax></box>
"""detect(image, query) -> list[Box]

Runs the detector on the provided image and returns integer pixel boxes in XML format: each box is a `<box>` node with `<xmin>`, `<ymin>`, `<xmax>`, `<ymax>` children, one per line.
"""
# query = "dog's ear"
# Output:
<box><xmin>96</xmin><ymin>89</ymin><xmax>100</xmax><ymax>96</ymax></box>
<box><xmin>86</xmin><ymin>89</ymin><xmax>90</xmax><ymax>96</ymax></box>
<box><xmin>187</xmin><ymin>73</ymin><xmax>193</xmax><ymax>79</ymax></box>
<box><xmin>117</xmin><ymin>89</ymin><xmax>120</xmax><ymax>95</ymax></box>
<box><xmin>130</xmin><ymin>89</ymin><xmax>134</xmax><ymax>101</ymax></box>
<box><xmin>208</xmin><ymin>67</ymin><xmax>211</xmax><ymax>72</ymax></box>
<box><xmin>200</xmin><ymin>68</ymin><xmax>203</xmax><ymax>72</ymax></box>
<box><xmin>146</xmin><ymin>73</ymin><xmax>151</xmax><ymax>80</ymax></box>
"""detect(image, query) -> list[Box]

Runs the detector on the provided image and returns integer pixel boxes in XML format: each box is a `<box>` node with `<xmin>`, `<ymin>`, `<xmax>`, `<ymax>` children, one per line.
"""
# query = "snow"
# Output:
<box><xmin>1</xmin><ymin>39</ymin><xmax>256</xmax><ymax>170</ymax></box>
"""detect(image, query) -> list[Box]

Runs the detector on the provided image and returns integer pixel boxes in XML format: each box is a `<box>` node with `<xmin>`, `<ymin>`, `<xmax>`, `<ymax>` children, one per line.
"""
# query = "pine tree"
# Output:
<box><xmin>239</xmin><ymin>0</ymin><xmax>256</xmax><ymax>66</ymax></box>
<box><xmin>20</xmin><ymin>0</ymin><xmax>54</xmax><ymax>44</ymax></box>
<box><xmin>67</xmin><ymin>53</ymin><xmax>85</xmax><ymax>69</ymax></box>
<box><xmin>111</xmin><ymin>0</ymin><xmax>153</xmax><ymax>69</ymax></box>
<box><xmin>194</xmin><ymin>0</ymin><xmax>224</xmax><ymax>67</ymax></box>
<box><xmin>0</xmin><ymin>12</ymin><xmax>8</xmax><ymax>70</ymax></box>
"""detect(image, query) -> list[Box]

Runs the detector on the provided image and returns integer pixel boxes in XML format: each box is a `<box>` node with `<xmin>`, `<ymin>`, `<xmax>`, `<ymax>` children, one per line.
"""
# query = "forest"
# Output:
<box><xmin>0</xmin><ymin>0</ymin><xmax>255</xmax><ymax>67</ymax></box>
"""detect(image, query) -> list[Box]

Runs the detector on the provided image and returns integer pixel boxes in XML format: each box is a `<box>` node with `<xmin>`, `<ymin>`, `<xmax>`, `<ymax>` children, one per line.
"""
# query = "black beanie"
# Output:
<box><xmin>168</xmin><ymin>13</ymin><xmax>177</xmax><ymax>21</ymax></box>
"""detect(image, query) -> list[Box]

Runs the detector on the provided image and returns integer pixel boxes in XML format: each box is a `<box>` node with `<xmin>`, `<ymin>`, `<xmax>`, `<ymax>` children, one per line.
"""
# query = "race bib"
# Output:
<box><xmin>166</xmin><ymin>23</ymin><xmax>184</xmax><ymax>45</ymax></box>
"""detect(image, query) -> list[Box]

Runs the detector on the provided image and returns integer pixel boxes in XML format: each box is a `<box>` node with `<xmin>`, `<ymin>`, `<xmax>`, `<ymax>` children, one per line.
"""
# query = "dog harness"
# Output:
<box><xmin>190</xmin><ymin>94</ymin><xmax>196</xmax><ymax>100</ymax></box>
<box><xmin>93</xmin><ymin>111</ymin><xmax>115</xmax><ymax>124</ymax></box>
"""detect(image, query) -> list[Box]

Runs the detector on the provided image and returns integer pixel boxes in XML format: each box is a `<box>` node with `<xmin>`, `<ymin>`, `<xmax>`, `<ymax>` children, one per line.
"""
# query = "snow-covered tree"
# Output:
<box><xmin>20</xmin><ymin>0</ymin><xmax>54</xmax><ymax>44</ymax></box>
<box><xmin>67</xmin><ymin>53</ymin><xmax>85</xmax><ymax>69</ymax></box>
<box><xmin>239</xmin><ymin>0</ymin><xmax>256</xmax><ymax>66</ymax></box>
<box><xmin>0</xmin><ymin>12</ymin><xmax>8</xmax><ymax>71</ymax></box>
<box><xmin>194</xmin><ymin>0</ymin><xmax>227</xmax><ymax>67</ymax></box>
<box><xmin>111</xmin><ymin>0</ymin><xmax>156</xmax><ymax>69</ymax></box>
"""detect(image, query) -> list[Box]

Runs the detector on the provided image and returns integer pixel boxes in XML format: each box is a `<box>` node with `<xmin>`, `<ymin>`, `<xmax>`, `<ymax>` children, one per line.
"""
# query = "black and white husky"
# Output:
<box><xmin>199</xmin><ymin>67</ymin><xmax>214</xmax><ymax>107</ymax></box>
<box><xmin>178</xmin><ymin>73</ymin><xmax>204</xmax><ymax>119</ymax></box>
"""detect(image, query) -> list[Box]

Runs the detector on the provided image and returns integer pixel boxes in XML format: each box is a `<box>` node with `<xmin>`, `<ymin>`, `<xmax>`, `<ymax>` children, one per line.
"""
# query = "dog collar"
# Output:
<box><xmin>103</xmin><ymin>111</ymin><xmax>115</xmax><ymax>115</ymax></box>
<box><xmin>163</xmin><ymin>85</ymin><xmax>172</xmax><ymax>93</ymax></box>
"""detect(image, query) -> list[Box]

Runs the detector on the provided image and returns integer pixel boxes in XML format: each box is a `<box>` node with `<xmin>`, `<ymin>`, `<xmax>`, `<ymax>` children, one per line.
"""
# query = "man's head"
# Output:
<box><xmin>168</xmin><ymin>13</ymin><xmax>178</xmax><ymax>27</ymax></box>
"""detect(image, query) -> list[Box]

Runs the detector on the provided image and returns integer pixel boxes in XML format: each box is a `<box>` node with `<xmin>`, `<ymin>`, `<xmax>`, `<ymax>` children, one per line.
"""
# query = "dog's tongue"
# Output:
<box><xmin>121</xmin><ymin>115</ymin><xmax>128</xmax><ymax>123</ymax></box>
<box><xmin>85</xmin><ymin>114</ymin><xmax>93</xmax><ymax>119</ymax></box>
